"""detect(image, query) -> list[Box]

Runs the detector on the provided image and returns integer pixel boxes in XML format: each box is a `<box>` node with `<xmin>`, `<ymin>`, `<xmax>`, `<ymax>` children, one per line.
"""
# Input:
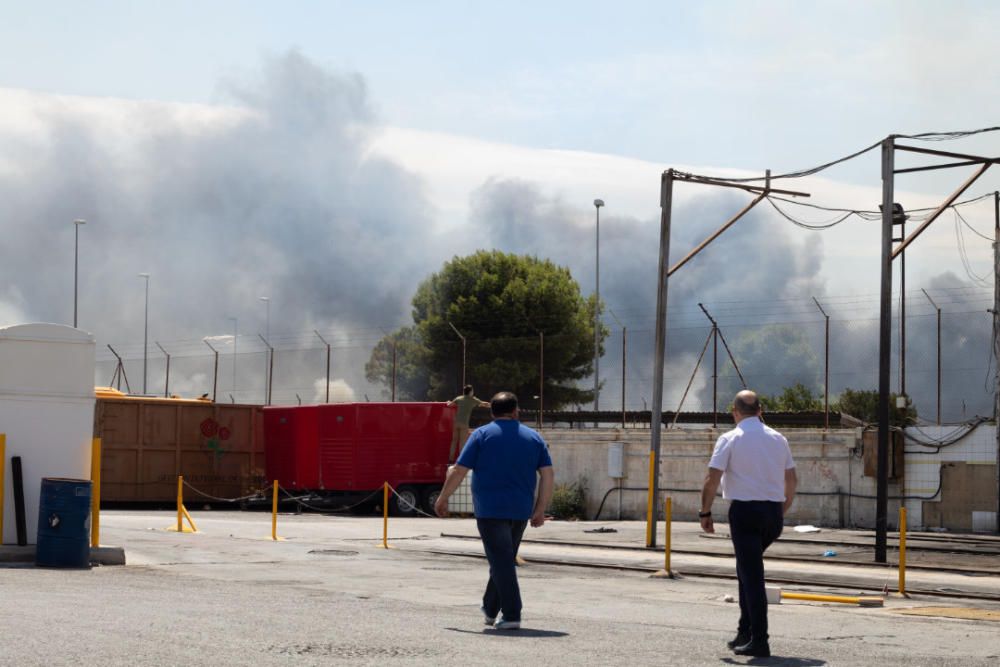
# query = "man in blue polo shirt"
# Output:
<box><xmin>434</xmin><ymin>391</ymin><xmax>555</xmax><ymax>631</ymax></box>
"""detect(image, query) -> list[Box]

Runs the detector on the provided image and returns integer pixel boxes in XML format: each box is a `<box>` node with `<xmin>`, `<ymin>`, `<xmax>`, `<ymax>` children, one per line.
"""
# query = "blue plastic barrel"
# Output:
<box><xmin>35</xmin><ymin>478</ymin><xmax>92</xmax><ymax>569</ymax></box>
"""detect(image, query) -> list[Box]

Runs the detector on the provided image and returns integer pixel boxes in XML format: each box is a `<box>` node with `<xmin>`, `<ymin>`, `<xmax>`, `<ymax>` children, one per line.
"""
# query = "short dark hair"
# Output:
<box><xmin>490</xmin><ymin>391</ymin><xmax>518</xmax><ymax>417</ymax></box>
<box><xmin>463</xmin><ymin>384</ymin><xmax>473</xmax><ymax>395</ymax></box>
<box><xmin>733</xmin><ymin>390</ymin><xmax>761</xmax><ymax>416</ymax></box>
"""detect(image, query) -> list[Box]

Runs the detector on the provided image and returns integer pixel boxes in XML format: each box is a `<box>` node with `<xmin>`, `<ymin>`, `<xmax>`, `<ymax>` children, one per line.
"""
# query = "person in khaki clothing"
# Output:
<box><xmin>447</xmin><ymin>385</ymin><xmax>489</xmax><ymax>461</ymax></box>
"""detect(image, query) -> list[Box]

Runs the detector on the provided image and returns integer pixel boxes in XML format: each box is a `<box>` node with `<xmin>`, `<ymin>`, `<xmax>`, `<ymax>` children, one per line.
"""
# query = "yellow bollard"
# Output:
<box><xmin>377</xmin><ymin>482</ymin><xmax>393</xmax><ymax>549</ymax></box>
<box><xmin>271</xmin><ymin>480</ymin><xmax>279</xmax><ymax>541</ymax></box>
<box><xmin>0</xmin><ymin>433</ymin><xmax>5</xmax><ymax>543</ymax></box>
<box><xmin>650</xmin><ymin>496</ymin><xmax>674</xmax><ymax>578</ymax></box>
<box><xmin>90</xmin><ymin>437</ymin><xmax>102</xmax><ymax>547</ymax></box>
<box><xmin>898</xmin><ymin>506</ymin><xmax>907</xmax><ymax>596</ymax></box>
<box><xmin>177</xmin><ymin>475</ymin><xmax>183</xmax><ymax>533</ymax></box>
<box><xmin>645</xmin><ymin>451</ymin><xmax>655</xmax><ymax>547</ymax></box>
<box><xmin>664</xmin><ymin>497</ymin><xmax>672</xmax><ymax>573</ymax></box>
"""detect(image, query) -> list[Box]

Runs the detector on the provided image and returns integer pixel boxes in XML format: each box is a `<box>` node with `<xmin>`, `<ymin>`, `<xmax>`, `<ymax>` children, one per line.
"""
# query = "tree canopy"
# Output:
<box><xmin>366</xmin><ymin>250</ymin><xmax>604</xmax><ymax>406</ymax></box>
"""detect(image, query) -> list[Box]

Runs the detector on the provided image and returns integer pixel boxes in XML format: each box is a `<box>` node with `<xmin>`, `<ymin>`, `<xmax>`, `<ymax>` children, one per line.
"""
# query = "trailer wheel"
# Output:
<box><xmin>422</xmin><ymin>486</ymin><xmax>442</xmax><ymax>515</ymax></box>
<box><xmin>390</xmin><ymin>485</ymin><xmax>420</xmax><ymax>517</ymax></box>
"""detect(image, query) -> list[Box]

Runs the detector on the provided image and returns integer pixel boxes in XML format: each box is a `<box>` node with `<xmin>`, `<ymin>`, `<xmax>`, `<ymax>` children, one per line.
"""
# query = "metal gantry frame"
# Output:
<box><xmin>647</xmin><ymin>170</ymin><xmax>810</xmax><ymax>546</ymax></box>
<box><xmin>649</xmin><ymin>134</ymin><xmax>1000</xmax><ymax>552</ymax></box>
<box><xmin>877</xmin><ymin>137</ymin><xmax>999</xmax><ymax>560</ymax></box>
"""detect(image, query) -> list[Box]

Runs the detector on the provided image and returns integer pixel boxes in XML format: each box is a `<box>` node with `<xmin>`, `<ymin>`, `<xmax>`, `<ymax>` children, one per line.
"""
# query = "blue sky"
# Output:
<box><xmin>5</xmin><ymin>1</ymin><xmax>999</xmax><ymax>176</ymax></box>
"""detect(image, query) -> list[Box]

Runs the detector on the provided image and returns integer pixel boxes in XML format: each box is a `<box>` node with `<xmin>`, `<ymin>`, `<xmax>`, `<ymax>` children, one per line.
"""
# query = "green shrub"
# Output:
<box><xmin>549</xmin><ymin>477</ymin><xmax>588</xmax><ymax>520</ymax></box>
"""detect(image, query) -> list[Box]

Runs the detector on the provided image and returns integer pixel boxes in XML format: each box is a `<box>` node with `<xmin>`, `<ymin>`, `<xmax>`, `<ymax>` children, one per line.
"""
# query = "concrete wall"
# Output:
<box><xmin>903</xmin><ymin>423</ymin><xmax>998</xmax><ymax>532</ymax></box>
<box><xmin>542</xmin><ymin>426</ymin><xmax>914</xmax><ymax>529</ymax></box>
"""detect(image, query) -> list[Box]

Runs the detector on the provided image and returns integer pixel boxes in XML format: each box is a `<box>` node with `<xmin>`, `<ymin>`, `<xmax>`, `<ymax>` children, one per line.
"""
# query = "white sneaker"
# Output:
<box><xmin>480</xmin><ymin>606</ymin><xmax>496</xmax><ymax>626</ymax></box>
<box><xmin>493</xmin><ymin>616</ymin><xmax>521</xmax><ymax>630</ymax></box>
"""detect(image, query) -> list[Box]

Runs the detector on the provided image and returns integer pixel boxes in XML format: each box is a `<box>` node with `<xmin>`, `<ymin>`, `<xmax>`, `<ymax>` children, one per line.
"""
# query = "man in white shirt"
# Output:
<box><xmin>699</xmin><ymin>390</ymin><xmax>797</xmax><ymax>658</ymax></box>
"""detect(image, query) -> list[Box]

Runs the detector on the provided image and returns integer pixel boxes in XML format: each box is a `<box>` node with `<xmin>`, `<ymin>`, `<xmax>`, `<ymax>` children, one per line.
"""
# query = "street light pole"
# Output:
<box><xmin>73</xmin><ymin>219</ymin><xmax>86</xmax><ymax>327</ymax></box>
<box><xmin>138</xmin><ymin>273</ymin><xmax>150</xmax><ymax>394</ymax></box>
<box><xmin>593</xmin><ymin>198</ymin><xmax>604</xmax><ymax>422</ymax></box>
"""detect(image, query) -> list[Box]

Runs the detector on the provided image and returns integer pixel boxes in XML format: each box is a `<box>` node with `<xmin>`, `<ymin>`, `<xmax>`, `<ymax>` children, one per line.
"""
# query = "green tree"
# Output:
<box><xmin>366</xmin><ymin>250</ymin><xmax>605</xmax><ymax>406</ymax></box>
<box><xmin>363</xmin><ymin>326</ymin><xmax>432</xmax><ymax>400</ymax></box>
<box><xmin>759</xmin><ymin>383</ymin><xmax>822</xmax><ymax>412</ymax></box>
<box><xmin>833</xmin><ymin>388</ymin><xmax>916</xmax><ymax>426</ymax></box>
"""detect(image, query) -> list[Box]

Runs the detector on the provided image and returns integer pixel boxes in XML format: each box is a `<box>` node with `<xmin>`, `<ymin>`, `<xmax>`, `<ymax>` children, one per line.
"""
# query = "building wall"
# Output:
<box><xmin>903</xmin><ymin>423</ymin><xmax>998</xmax><ymax>532</ymax></box>
<box><xmin>540</xmin><ymin>424</ymin><xmax>999</xmax><ymax>531</ymax></box>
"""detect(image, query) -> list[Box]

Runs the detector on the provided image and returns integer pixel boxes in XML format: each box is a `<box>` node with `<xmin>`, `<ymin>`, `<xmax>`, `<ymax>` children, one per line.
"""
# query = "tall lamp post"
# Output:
<box><xmin>73</xmin><ymin>219</ymin><xmax>86</xmax><ymax>327</ymax></box>
<box><xmin>138</xmin><ymin>273</ymin><xmax>150</xmax><ymax>394</ymax></box>
<box><xmin>259</xmin><ymin>296</ymin><xmax>270</xmax><ymax>403</ymax></box>
<box><xmin>593</xmin><ymin>198</ymin><xmax>604</xmax><ymax>422</ymax></box>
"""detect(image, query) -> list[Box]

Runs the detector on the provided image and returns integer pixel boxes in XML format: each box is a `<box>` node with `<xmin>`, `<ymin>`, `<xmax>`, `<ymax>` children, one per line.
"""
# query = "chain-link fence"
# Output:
<box><xmin>95</xmin><ymin>297</ymin><xmax>997</xmax><ymax>424</ymax></box>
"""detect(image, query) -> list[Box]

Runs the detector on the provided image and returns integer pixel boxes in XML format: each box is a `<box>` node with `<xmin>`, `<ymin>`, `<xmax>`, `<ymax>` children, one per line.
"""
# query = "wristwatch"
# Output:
<box><xmin>698</xmin><ymin>510</ymin><xmax>712</xmax><ymax>518</ymax></box>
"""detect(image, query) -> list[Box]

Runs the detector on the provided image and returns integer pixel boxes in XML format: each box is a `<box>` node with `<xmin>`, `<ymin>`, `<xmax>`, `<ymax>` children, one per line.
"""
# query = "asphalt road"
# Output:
<box><xmin>1</xmin><ymin>511</ymin><xmax>998</xmax><ymax>666</ymax></box>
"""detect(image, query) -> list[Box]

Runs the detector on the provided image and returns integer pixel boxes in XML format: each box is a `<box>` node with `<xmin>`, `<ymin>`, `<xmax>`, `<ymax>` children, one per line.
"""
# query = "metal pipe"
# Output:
<box><xmin>876</xmin><ymin>137</ymin><xmax>895</xmax><ymax>564</ymax></box>
<box><xmin>673</xmin><ymin>172</ymin><xmax>810</xmax><ymax>197</ymax></box>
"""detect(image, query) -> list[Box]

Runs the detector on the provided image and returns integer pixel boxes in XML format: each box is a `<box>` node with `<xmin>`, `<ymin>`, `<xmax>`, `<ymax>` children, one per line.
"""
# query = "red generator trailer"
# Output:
<box><xmin>263</xmin><ymin>402</ymin><xmax>455</xmax><ymax>516</ymax></box>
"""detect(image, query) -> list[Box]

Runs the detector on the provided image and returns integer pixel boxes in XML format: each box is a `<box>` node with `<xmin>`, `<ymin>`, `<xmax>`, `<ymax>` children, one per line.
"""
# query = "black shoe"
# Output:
<box><xmin>726</xmin><ymin>633</ymin><xmax>750</xmax><ymax>650</ymax></box>
<box><xmin>733</xmin><ymin>640</ymin><xmax>770</xmax><ymax>657</ymax></box>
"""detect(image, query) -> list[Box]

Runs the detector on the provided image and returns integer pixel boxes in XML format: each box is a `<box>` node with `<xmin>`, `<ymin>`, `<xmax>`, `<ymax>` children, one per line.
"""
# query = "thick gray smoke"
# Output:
<box><xmin>468</xmin><ymin>179</ymin><xmax>994</xmax><ymax>421</ymax></box>
<box><xmin>0</xmin><ymin>52</ymin><xmax>445</xmax><ymax>401</ymax></box>
<box><xmin>2</xmin><ymin>53</ymin><xmax>991</xmax><ymax>418</ymax></box>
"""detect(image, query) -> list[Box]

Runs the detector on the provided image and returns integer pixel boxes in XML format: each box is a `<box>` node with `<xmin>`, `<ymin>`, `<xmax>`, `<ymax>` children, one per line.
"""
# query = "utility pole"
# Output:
<box><xmin>875</xmin><ymin>137</ymin><xmax>895</xmax><ymax>564</ymax></box>
<box><xmin>156</xmin><ymin>342</ymin><xmax>170</xmax><ymax>398</ymax></box>
<box><xmin>648</xmin><ymin>170</ymin><xmax>674</xmax><ymax>548</ymax></box>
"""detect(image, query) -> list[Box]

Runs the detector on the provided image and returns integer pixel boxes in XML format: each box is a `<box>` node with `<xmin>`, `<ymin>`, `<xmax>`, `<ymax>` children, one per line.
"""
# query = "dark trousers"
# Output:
<box><xmin>728</xmin><ymin>500</ymin><xmax>784</xmax><ymax>643</ymax></box>
<box><xmin>477</xmin><ymin>518</ymin><xmax>528</xmax><ymax>621</ymax></box>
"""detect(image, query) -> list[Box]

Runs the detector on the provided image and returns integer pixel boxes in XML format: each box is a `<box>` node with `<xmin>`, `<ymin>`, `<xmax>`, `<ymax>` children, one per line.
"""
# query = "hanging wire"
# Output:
<box><xmin>675</xmin><ymin>126</ymin><xmax>1000</xmax><ymax>184</ymax></box>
